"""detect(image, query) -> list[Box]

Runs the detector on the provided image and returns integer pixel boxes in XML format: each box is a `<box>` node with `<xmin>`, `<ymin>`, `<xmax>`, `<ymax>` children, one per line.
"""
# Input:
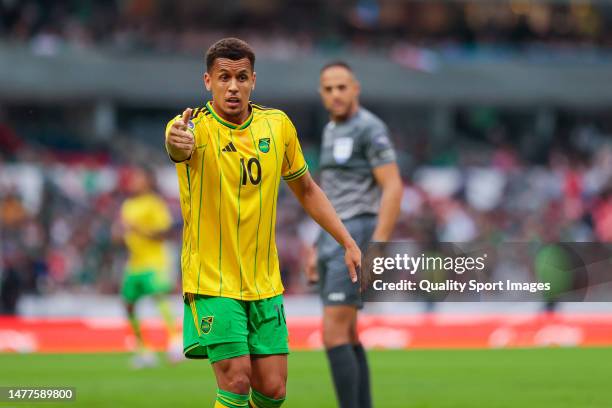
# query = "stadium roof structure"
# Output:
<box><xmin>1</xmin><ymin>45</ymin><xmax>612</xmax><ymax>108</ymax></box>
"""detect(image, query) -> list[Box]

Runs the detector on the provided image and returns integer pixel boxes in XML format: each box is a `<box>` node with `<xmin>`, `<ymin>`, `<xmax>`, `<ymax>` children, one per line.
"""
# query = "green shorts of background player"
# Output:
<box><xmin>121</xmin><ymin>270</ymin><xmax>180</xmax><ymax>367</ymax></box>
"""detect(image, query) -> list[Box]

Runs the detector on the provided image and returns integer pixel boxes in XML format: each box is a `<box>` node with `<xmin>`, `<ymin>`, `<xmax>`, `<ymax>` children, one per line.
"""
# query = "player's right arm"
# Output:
<box><xmin>304</xmin><ymin>245</ymin><xmax>319</xmax><ymax>284</ymax></box>
<box><xmin>165</xmin><ymin>108</ymin><xmax>194</xmax><ymax>163</ymax></box>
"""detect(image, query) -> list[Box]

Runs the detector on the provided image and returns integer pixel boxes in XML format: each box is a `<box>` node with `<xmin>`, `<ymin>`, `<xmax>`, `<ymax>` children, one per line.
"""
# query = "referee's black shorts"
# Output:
<box><xmin>316</xmin><ymin>213</ymin><xmax>376</xmax><ymax>308</ymax></box>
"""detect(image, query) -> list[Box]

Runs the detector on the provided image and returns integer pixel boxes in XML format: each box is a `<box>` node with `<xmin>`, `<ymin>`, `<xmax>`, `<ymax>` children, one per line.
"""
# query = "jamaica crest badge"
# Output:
<box><xmin>201</xmin><ymin>316</ymin><xmax>214</xmax><ymax>334</ymax></box>
<box><xmin>258</xmin><ymin>138</ymin><xmax>270</xmax><ymax>153</ymax></box>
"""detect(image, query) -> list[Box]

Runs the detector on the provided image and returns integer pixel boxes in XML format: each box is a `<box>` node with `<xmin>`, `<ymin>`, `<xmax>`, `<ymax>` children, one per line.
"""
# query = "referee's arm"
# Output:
<box><xmin>371</xmin><ymin>162</ymin><xmax>403</xmax><ymax>241</ymax></box>
<box><xmin>286</xmin><ymin>171</ymin><xmax>361</xmax><ymax>282</ymax></box>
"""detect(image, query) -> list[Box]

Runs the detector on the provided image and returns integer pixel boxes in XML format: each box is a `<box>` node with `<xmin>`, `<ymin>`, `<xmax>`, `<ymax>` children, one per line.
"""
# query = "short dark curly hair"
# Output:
<box><xmin>206</xmin><ymin>38</ymin><xmax>255</xmax><ymax>72</ymax></box>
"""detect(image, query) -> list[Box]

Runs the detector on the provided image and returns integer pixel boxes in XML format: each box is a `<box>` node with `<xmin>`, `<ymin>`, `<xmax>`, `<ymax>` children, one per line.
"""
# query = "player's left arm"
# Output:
<box><xmin>371</xmin><ymin>162</ymin><xmax>402</xmax><ymax>241</ymax></box>
<box><xmin>286</xmin><ymin>171</ymin><xmax>361</xmax><ymax>283</ymax></box>
<box><xmin>111</xmin><ymin>213</ymin><xmax>126</xmax><ymax>244</ymax></box>
<box><xmin>365</xmin><ymin>122</ymin><xmax>402</xmax><ymax>241</ymax></box>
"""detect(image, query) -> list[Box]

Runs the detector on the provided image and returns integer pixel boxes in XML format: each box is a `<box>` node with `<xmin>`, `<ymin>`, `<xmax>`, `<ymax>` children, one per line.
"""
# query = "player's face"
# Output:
<box><xmin>127</xmin><ymin>169</ymin><xmax>150</xmax><ymax>195</ymax></box>
<box><xmin>319</xmin><ymin>66</ymin><xmax>360</xmax><ymax>121</ymax></box>
<box><xmin>204</xmin><ymin>58</ymin><xmax>256</xmax><ymax>121</ymax></box>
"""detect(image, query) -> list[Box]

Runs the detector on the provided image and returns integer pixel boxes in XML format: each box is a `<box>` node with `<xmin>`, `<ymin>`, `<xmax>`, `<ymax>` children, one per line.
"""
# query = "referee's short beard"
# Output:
<box><xmin>332</xmin><ymin>98</ymin><xmax>358</xmax><ymax>122</ymax></box>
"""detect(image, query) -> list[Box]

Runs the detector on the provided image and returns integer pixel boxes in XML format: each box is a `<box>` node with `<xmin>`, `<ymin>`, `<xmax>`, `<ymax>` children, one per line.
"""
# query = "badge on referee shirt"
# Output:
<box><xmin>333</xmin><ymin>137</ymin><xmax>353</xmax><ymax>164</ymax></box>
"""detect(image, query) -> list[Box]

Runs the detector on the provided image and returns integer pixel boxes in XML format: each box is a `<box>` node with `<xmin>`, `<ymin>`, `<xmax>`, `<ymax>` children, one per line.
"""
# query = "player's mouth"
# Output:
<box><xmin>332</xmin><ymin>100</ymin><xmax>345</xmax><ymax>109</ymax></box>
<box><xmin>225</xmin><ymin>97</ymin><xmax>241</xmax><ymax>109</ymax></box>
<box><xmin>332</xmin><ymin>103</ymin><xmax>346</xmax><ymax>112</ymax></box>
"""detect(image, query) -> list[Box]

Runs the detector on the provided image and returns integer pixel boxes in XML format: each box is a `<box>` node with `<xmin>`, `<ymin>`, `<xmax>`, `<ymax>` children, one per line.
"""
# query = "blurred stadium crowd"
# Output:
<box><xmin>1</xmin><ymin>0</ymin><xmax>612</xmax><ymax>59</ymax></box>
<box><xmin>2</xmin><ymin>106</ymin><xmax>612</xmax><ymax>313</ymax></box>
<box><xmin>2</xmin><ymin>0</ymin><xmax>612</xmax><ymax>314</ymax></box>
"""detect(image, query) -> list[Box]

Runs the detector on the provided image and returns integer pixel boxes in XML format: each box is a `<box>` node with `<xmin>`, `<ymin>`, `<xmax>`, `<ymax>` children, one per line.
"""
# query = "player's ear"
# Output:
<box><xmin>204</xmin><ymin>72</ymin><xmax>212</xmax><ymax>92</ymax></box>
<box><xmin>251</xmin><ymin>71</ymin><xmax>256</xmax><ymax>91</ymax></box>
<box><xmin>354</xmin><ymin>79</ymin><xmax>361</xmax><ymax>97</ymax></box>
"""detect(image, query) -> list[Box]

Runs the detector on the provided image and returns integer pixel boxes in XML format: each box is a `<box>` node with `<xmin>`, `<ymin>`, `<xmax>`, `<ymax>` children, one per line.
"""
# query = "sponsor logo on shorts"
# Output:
<box><xmin>328</xmin><ymin>292</ymin><xmax>346</xmax><ymax>302</ymax></box>
<box><xmin>201</xmin><ymin>316</ymin><xmax>213</xmax><ymax>334</ymax></box>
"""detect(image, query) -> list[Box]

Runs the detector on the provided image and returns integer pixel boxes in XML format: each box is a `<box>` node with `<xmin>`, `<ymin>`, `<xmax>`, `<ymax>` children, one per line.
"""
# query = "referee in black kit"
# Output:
<box><xmin>306</xmin><ymin>61</ymin><xmax>403</xmax><ymax>408</ymax></box>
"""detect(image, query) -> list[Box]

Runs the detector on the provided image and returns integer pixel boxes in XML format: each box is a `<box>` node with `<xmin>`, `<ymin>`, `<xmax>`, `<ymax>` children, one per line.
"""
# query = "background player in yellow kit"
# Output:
<box><xmin>165</xmin><ymin>38</ymin><xmax>362</xmax><ymax>408</ymax></box>
<box><xmin>117</xmin><ymin>166</ymin><xmax>181</xmax><ymax>368</ymax></box>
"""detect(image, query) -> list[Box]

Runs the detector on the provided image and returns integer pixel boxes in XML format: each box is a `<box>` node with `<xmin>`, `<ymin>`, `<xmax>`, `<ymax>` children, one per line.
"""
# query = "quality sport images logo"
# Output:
<box><xmin>361</xmin><ymin>242</ymin><xmax>612</xmax><ymax>302</ymax></box>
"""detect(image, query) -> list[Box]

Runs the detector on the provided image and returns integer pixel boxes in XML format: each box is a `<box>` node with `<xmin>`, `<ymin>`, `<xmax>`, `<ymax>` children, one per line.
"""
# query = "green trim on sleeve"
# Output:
<box><xmin>282</xmin><ymin>163</ymin><xmax>308</xmax><ymax>181</ymax></box>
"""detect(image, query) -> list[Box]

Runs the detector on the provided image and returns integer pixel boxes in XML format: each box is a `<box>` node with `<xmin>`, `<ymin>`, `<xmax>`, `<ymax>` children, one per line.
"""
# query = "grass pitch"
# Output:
<box><xmin>0</xmin><ymin>348</ymin><xmax>610</xmax><ymax>407</ymax></box>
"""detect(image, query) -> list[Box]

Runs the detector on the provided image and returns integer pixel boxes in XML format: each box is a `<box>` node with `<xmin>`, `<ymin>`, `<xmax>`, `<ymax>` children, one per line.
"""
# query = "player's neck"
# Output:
<box><xmin>132</xmin><ymin>190</ymin><xmax>151</xmax><ymax>198</ymax></box>
<box><xmin>332</xmin><ymin>102</ymin><xmax>360</xmax><ymax>123</ymax></box>
<box><xmin>211</xmin><ymin>100</ymin><xmax>251</xmax><ymax>126</ymax></box>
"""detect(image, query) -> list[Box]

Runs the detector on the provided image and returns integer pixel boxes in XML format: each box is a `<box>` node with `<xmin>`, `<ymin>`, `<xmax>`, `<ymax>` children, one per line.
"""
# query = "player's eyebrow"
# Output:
<box><xmin>216</xmin><ymin>68</ymin><xmax>250</xmax><ymax>75</ymax></box>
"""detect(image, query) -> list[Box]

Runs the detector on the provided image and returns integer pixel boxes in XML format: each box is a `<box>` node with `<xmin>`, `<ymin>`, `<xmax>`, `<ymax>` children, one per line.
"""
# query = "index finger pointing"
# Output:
<box><xmin>348</xmin><ymin>262</ymin><xmax>358</xmax><ymax>283</ymax></box>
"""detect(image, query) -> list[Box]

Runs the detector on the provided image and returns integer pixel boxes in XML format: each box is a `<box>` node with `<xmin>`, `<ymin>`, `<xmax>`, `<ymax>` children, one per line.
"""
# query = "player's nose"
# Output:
<box><xmin>228</xmin><ymin>78</ymin><xmax>239</xmax><ymax>91</ymax></box>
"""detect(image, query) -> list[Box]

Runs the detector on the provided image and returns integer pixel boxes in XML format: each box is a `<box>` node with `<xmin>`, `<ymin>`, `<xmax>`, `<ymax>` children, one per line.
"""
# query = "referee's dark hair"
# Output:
<box><xmin>320</xmin><ymin>60</ymin><xmax>353</xmax><ymax>74</ymax></box>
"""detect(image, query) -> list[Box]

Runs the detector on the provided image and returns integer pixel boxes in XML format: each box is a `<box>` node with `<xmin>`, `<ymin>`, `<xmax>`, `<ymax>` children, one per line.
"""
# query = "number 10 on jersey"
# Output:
<box><xmin>240</xmin><ymin>157</ymin><xmax>261</xmax><ymax>185</ymax></box>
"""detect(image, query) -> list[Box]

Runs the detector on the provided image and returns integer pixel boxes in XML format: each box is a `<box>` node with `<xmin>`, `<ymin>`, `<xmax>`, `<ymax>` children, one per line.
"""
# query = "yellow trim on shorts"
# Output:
<box><xmin>184</xmin><ymin>343</ymin><xmax>200</xmax><ymax>354</ymax></box>
<box><xmin>187</xmin><ymin>293</ymin><xmax>201</xmax><ymax>335</ymax></box>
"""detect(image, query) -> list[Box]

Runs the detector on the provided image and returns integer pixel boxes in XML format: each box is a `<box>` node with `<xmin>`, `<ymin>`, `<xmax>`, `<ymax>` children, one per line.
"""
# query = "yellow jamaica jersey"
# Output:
<box><xmin>166</xmin><ymin>101</ymin><xmax>308</xmax><ymax>300</ymax></box>
<box><xmin>121</xmin><ymin>192</ymin><xmax>172</xmax><ymax>273</ymax></box>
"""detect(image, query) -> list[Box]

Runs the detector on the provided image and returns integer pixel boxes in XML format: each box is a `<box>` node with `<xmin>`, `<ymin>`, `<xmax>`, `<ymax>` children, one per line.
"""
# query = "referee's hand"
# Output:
<box><xmin>305</xmin><ymin>246</ymin><xmax>319</xmax><ymax>284</ymax></box>
<box><xmin>166</xmin><ymin>108</ymin><xmax>194</xmax><ymax>162</ymax></box>
<box><xmin>344</xmin><ymin>242</ymin><xmax>362</xmax><ymax>283</ymax></box>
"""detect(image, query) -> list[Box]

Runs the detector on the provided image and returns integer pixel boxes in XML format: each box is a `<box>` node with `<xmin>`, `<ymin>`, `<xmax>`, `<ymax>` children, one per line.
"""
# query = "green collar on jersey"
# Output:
<box><xmin>206</xmin><ymin>101</ymin><xmax>254</xmax><ymax>130</ymax></box>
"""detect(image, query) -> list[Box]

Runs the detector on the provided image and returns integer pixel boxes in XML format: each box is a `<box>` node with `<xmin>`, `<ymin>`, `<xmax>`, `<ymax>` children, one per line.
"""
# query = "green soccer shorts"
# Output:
<box><xmin>121</xmin><ymin>269</ymin><xmax>172</xmax><ymax>304</ymax></box>
<box><xmin>183</xmin><ymin>293</ymin><xmax>289</xmax><ymax>363</ymax></box>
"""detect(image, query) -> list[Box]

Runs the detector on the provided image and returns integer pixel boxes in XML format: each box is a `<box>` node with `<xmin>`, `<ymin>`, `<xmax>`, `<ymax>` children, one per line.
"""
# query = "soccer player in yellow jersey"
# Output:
<box><xmin>165</xmin><ymin>38</ymin><xmax>362</xmax><ymax>408</ymax></box>
<box><xmin>118</xmin><ymin>166</ymin><xmax>181</xmax><ymax>367</ymax></box>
